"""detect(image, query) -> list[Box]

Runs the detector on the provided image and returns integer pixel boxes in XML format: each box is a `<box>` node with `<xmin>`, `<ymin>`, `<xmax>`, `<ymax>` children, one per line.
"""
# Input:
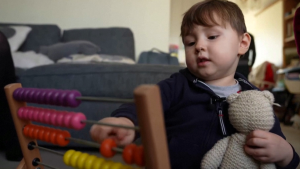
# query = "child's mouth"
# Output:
<box><xmin>197</xmin><ymin>58</ymin><xmax>210</xmax><ymax>66</ymax></box>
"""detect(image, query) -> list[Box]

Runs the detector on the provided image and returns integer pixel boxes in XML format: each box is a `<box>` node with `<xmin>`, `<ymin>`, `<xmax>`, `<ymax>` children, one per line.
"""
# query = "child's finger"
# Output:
<box><xmin>246</xmin><ymin>130</ymin><xmax>268</xmax><ymax>140</ymax></box>
<box><xmin>245</xmin><ymin>137</ymin><xmax>268</xmax><ymax>148</ymax></box>
<box><xmin>244</xmin><ymin>145</ymin><xmax>267</xmax><ymax>157</ymax></box>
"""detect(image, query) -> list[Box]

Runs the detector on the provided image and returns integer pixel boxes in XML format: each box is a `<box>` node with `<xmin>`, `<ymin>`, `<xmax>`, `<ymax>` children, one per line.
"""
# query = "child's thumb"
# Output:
<box><xmin>116</xmin><ymin>128</ymin><xmax>128</xmax><ymax>140</ymax></box>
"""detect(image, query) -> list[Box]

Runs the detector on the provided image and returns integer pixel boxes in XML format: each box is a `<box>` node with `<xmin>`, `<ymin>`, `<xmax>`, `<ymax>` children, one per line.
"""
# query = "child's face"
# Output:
<box><xmin>183</xmin><ymin>17</ymin><xmax>247</xmax><ymax>84</ymax></box>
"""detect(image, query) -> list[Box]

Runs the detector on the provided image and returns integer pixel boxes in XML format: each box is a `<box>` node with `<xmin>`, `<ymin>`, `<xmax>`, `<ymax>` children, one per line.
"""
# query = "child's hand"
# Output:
<box><xmin>89</xmin><ymin>117</ymin><xmax>135</xmax><ymax>146</ymax></box>
<box><xmin>244</xmin><ymin>130</ymin><xmax>293</xmax><ymax>167</ymax></box>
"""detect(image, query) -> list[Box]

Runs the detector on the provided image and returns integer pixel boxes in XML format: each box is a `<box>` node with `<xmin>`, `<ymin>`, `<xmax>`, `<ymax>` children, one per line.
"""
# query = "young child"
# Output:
<box><xmin>90</xmin><ymin>0</ymin><xmax>299</xmax><ymax>168</ymax></box>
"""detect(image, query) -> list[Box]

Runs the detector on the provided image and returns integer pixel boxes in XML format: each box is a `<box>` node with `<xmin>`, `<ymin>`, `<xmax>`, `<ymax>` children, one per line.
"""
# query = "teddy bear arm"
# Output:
<box><xmin>201</xmin><ymin>136</ymin><xmax>230</xmax><ymax>169</ymax></box>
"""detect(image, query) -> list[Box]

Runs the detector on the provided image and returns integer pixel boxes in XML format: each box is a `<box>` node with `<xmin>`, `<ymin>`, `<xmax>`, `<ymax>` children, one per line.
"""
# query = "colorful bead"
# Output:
<box><xmin>123</xmin><ymin>144</ymin><xmax>137</xmax><ymax>164</ymax></box>
<box><xmin>100</xmin><ymin>160</ymin><xmax>114</xmax><ymax>169</ymax></box>
<box><xmin>100</xmin><ymin>138</ymin><xmax>117</xmax><ymax>158</ymax></box>
<box><xmin>134</xmin><ymin>146</ymin><xmax>145</xmax><ymax>167</ymax></box>
<box><xmin>63</xmin><ymin>149</ymin><xmax>75</xmax><ymax>166</ymax></box>
<box><xmin>83</xmin><ymin>155</ymin><xmax>97</xmax><ymax>169</ymax></box>
<box><xmin>110</xmin><ymin>162</ymin><xmax>123</xmax><ymax>169</ymax></box>
<box><xmin>70</xmin><ymin>151</ymin><xmax>82</xmax><ymax>167</ymax></box>
<box><xmin>76</xmin><ymin>153</ymin><xmax>89</xmax><ymax>169</ymax></box>
<box><xmin>91</xmin><ymin>158</ymin><xmax>105</xmax><ymax>169</ymax></box>
<box><xmin>70</xmin><ymin>113</ymin><xmax>86</xmax><ymax>130</ymax></box>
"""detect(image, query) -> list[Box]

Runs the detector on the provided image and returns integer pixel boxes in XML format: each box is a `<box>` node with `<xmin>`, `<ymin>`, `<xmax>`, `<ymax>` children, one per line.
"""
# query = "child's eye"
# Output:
<box><xmin>187</xmin><ymin>42</ymin><xmax>195</xmax><ymax>46</ymax></box>
<box><xmin>208</xmin><ymin>35</ymin><xmax>218</xmax><ymax>40</ymax></box>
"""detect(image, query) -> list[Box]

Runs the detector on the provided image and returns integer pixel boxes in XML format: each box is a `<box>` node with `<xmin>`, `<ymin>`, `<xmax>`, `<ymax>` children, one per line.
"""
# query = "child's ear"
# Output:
<box><xmin>238</xmin><ymin>33</ymin><xmax>251</xmax><ymax>55</ymax></box>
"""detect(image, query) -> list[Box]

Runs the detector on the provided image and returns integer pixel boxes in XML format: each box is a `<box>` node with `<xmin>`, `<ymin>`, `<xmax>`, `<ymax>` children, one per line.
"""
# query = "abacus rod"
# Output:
<box><xmin>31</xmin><ymin>145</ymin><xmax>64</xmax><ymax>156</ymax></box>
<box><xmin>65</xmin><ymin>137</ymin><xmax>123</xmax><ymax>153</ymax></box>
<box><xmin>82</xmin><ymin>120</ymin><xmax>140</xmax><ymax>131</ymax></box>
<box><xmin>65</xmin><ymin>137</ymin><xmax>100</xmax><ymax>148</ymax></box>
<box><xmin>76</xmin><ymin>96</ymin><xmax>134</xmax><ymax>103</ymax></box>
<box><xmin>36</xmin><ymin>161</ymin><xmax>59</xmax><ymax>169</ymax></box>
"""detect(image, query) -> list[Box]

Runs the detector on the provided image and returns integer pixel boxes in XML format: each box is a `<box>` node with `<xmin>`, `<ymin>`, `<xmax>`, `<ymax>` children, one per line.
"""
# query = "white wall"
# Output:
<box><xmin>0</xmin><ymin>0</ymin><xmax>171</xmax><ymax>60</ymax></box>
<box><xmin>245</xmin><ymin>1</ymin><xmax>283</xmax><ymax>68</ymax></box>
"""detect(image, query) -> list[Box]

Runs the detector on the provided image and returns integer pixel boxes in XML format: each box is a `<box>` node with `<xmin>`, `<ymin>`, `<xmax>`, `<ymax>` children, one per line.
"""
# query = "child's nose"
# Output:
<box><xmin>195</xmin><ymin>40</ymin><xmax>206</xmax><ymax>53</ymax></box>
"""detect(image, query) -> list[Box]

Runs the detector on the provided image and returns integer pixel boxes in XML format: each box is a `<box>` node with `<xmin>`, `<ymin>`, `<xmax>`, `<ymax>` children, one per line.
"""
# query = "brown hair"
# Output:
<box><xmin>181</xmin><ymin>0</ymin><xmax>246</xmax><ymax>38</ymax></box>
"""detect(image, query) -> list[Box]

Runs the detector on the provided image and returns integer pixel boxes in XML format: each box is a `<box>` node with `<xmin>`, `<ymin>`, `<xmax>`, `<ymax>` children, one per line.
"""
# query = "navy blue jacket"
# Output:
<box><xmin>112</xmin><ymin>68</ymin><xmax>299</xmax><ymax>169</ymax></box>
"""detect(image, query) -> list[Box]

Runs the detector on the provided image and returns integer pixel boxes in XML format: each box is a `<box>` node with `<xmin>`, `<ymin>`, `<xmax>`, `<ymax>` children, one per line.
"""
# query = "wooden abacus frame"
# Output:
<box><xmin>5</xmin><ymin>83</ymin><xmax>170</xmax><ymax>169</ymax></box>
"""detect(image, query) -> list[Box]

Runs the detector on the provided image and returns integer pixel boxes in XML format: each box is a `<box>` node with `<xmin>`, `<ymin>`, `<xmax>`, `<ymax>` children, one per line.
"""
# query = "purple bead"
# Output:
<box><xmin>39</xmin><ymin>90</ymin><xmax>48</xmax><ymax>104</ymax></box>
<box><xmin>66</xmin><ymin>90</ymin><xmax>81</xmax><ymax>107</ymax></box>
<box><xmin>28</xmin><ymin>89</ymin><xmax>36</xmax><ymax>102</ymax></box>
<box><xmin>19</xmin><ymin>88</ymin><xmax>26</xmax><ymax>101</ymax></box>
<box><xmin>58</xmin><ymin>91</ymin><xmax>68</xmax><ymax>107</ymax></box>
<box><xmin>33</xmin><ymin>89</ymin><xmax>41</xmax><ymax>103</ymax></box>
<box><xmin>70</xmin><ymin>113</ymin><xmax>86</xmax><ymax>130</ymax></box>
<box><xmin>51</xmin><ymin>90</ymin><xmax>61</xmax><ymax>105</ymax></box>
<box><xmin>23</xmin><ymin>89</ymin><xmax>31</xmax><ymax>102</ymax></box>
<box><xmin>45</xmin><ymin>90</ymin><xmax>54</xmax><ymax>105</ymax></box>
<box><xmin>13</xmin><ymin>88</ymin><xmax>21</xmax><ymax>101</ymax></box>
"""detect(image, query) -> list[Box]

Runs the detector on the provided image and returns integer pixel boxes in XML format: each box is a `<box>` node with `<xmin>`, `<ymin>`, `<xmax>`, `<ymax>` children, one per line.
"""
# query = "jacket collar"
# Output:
<box><xmin>179</xmin><ymin>68</ymin><xmax>258</xmax><ymax>96</ymax></box>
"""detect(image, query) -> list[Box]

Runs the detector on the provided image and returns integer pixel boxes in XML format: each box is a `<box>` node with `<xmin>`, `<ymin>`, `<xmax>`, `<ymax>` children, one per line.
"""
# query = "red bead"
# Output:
<box><xmin>100</xmin><ymin>138</ymin><xmax>117</xmax><ymax>158</ymax></box>
<box><xmin>122</xmin><ymin>144</ymin><xmax>137</xmax><ymax>164</ymax></box>
<box><xmin>56</xmin><ymin>130</ymin><xmax>70</xmax><ymax>147</ymax></box>
<box><xmin>49</xmin><ymin>130</ymin><xmax>58</xmax><ymax>145</ymax></box>
<box><xmin>133</xmin><ymin>145</ymin><xmax>145</xmax><ymax>167</ymax></box>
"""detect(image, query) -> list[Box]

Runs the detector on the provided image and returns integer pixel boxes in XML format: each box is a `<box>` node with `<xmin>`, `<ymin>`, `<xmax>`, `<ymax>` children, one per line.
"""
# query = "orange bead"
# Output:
<box><xmin>133</xmin><ymin>146</ymin><xmax>145</xmax><ymax>167</ymax></box>
<box><xmin>33</xmin><ymin>126</ymin><xmax>42</xmax><ymax>139</ymax></box>
<box><xmin>23</xmin><ymin>125</ymin><xmax>30</xmax><ymax>137</ymax></box>
<box><xmin>37</xmin><ymin>127</ymin><xmax>45</xmax><ymax>140</ymax></box>
<box><xmin>56</xmin><ymin>130</ymin><xmax>70</xmax><ymax>147</ymax></box>
<box><xmin>122</xmin><ymin>144</ymin><xmax>137</xmax><ymax>164</ymax></box>
<box><xmin>49</xmin><ymin>129</ymin><xmax>58</xmax><ymax>145</ymax></box>
<box><xmin>43</xmin><ymin>128</ymin><xmax>52</xmax><ymax>142</ymax></box>
<box><xmin>100</xmin><ymin>138</ymin><xmax>117</xmax><ymax>158</ymax></box>
<box><xmin>28</xmin><ymin>125</ymin><xmax>36</xmax><ymax>138</ymax></box>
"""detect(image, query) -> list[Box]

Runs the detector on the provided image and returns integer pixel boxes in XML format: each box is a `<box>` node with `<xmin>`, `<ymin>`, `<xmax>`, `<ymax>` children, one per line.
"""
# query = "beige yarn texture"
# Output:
<box><xmin>201</xmin><ymin>90</ymin><xmax>276</xmax><ymax>169</ymax></box>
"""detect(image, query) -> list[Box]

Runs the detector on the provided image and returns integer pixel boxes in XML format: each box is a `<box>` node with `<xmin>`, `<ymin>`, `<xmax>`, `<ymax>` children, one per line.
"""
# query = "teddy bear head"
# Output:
<box><xmin>226</xmin><ymin>90</ymin><xmax>275</xmax><ymax>134</ymax></box>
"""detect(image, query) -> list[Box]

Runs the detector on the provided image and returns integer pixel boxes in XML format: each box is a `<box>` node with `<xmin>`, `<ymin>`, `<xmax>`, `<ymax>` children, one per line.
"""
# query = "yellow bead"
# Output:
<box><xmin>63</xmin><ymin>149</ymin><xmax>75</xmax><ymax>166</ymax></box>
<box><xmin>110</xmin><ymin>162</ymin><xmax>123</xmax><ymax>169</ymax></box>
<box><xmin>70</xmin><ymin>151</ymin><xmax>82</xmax><ymax>168</ymax></box>
<box><xmin>76</xmin><ymin>153</ymin><xmax>89</xmax><ymax>169</ymax></box>
<box><xmin>91</xmin><ymin>158</ymin><xmax>105</xmax><ymax>169</ymax></box>
<box><xmin>100</xmin><ymin>160</ymin><xmax>113</xmax><ymax>169</ymax></box>
<box><xmin>84</xmin><ymin>155</ymin><xmax>97</xmax><ymax>169</ymax></box>
<box><xmin>121</xmin><ymin>165</ymin><xmax>132</xmax><ymax>169</ymax></box>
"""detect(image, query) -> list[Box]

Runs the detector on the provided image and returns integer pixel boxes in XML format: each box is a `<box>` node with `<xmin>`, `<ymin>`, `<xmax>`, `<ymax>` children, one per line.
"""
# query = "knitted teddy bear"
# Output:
<box><xmin>201</xmin><ymin>90</ymin><xmax>276</xmax><ymax>169</ymax></box>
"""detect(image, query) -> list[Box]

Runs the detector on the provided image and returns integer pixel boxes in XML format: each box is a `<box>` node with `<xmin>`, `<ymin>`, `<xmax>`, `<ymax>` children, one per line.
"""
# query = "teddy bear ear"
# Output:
<box><xmin>262</xmin><ymin>90</ymin><xmax>275</xmax><ymax>103</ymax></box>
<box><xmin>227</xmin><ymin>93</ymin><xmax>239</xmax><ymax>103</ymax></box>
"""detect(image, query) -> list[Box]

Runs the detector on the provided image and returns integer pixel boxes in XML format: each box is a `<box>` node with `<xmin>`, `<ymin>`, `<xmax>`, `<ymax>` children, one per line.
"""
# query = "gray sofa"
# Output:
<box><xmin>1</xmin><ymin>23</ymin><xmax>183</xmax><ymax>147</ymax></box>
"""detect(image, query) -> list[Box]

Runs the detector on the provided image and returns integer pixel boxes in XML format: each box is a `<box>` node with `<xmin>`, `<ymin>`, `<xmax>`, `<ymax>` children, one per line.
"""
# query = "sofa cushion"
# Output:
<box><xmin>0</xmin><ymin>23</ymin><xmax>61</xmax><ymax>52</ymax></box>
<box><xmin>39</xmin><ymin>40</ymin><xmax>101</xmax><ymax>62</ymax></box>
<box><xmin>62</xmin><ymin>28</ymin><xmax>135</xmax><ymax>61</ymax></box>
<box><xmin>17</xmin><ymin>63</ymin><xmax>183</xmax><ymax>98</ymax></box>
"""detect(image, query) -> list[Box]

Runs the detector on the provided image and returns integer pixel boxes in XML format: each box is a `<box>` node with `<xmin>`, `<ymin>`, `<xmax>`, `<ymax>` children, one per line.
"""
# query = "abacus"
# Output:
<box><xmin>5</xmin><ymin>83</ymin><xmax>170</xmax><ymax>169</ymax></box>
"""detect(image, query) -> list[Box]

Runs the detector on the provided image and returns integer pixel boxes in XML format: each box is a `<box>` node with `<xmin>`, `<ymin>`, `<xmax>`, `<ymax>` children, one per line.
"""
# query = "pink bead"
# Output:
<box><xmin>50</xmin><ymin>111</ymin><xmax>58</xmax><ymax>126</ymax></box>
<box><xmin>17</xmin><ymin>107</ymin><xmax>25</xmax><ymax>119</ymax></box>
<box><xmin>38</xmin><ymin>110</ymin><xmax>45</xmax><ymax>123</ymax></box>
<box><xmin>44</xmin><ymin>110</ymin><xmax>52</xmax><ymax>124</ymax></box>
<box><xmin>32</xmin><ymin>108</ymin><xmax>40</xmax><ymax>121</ymax></box>
<box><xmin>70</xmin><ymin>113</ymin><xmax>86</xmax><ymax>130</ymax></box>
<box><xmin>63</xmin><ymin>112</ymin><xmax>74</xmax><ymax>128</ymax></box>
<box><xmin>22</xmin><ymin>108</ymin><xmax>29</xmax><ymax>120</ymax></box>
<box><xmin>27</xmin><ymin>107</ymin><xmax>35</xmax><ymax>120</ymax></box>
<box><xmin>56</xmin><ymin>111</ymin><xmax>67</xmax><ymax>127</ymax></box>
